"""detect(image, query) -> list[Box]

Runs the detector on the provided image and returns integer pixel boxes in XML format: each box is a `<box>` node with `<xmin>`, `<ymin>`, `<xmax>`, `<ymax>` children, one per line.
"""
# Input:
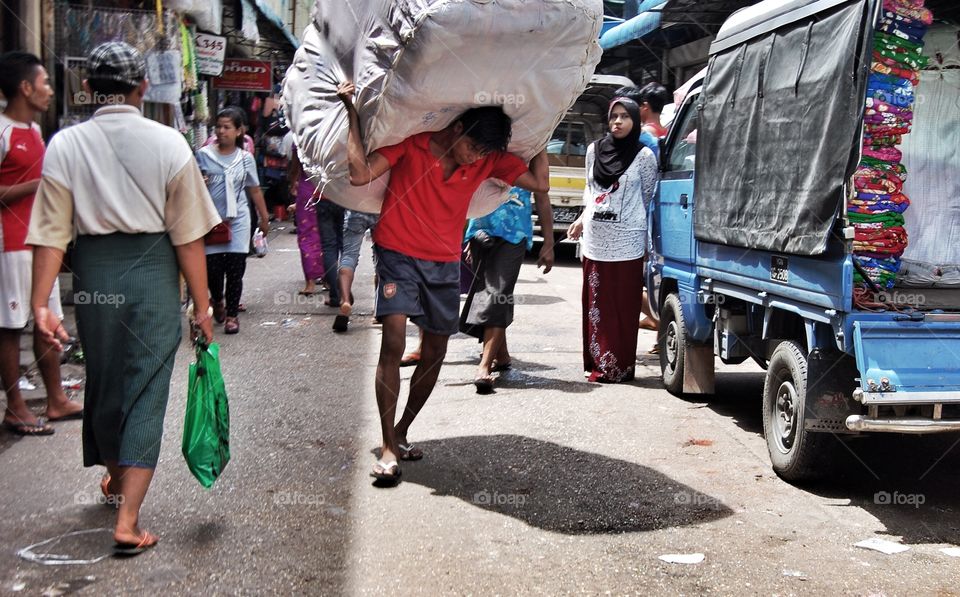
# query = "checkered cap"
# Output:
<box><xmin>87</xmin><ymin>41</ymin><xmax>145</xmax><ymax>87</ymax></box>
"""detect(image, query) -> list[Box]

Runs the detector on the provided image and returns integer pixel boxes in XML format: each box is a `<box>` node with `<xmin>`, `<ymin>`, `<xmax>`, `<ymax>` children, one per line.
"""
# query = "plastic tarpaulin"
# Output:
<box><xmin>282</xmin><ymin>0</ymin><xmax>603</xmax><ymax>216</ymax></box>
<box><xmin>693</xmin><ymin>0</ymin><xmax>874</xmax><ymax>255</ymax></box>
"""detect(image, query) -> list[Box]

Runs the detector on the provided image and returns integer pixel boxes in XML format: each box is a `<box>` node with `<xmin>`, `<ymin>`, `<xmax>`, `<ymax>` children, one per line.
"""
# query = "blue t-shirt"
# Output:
<box><xmin>465</xmin><ymin>187</ymin><xmax>534</xmax><ymax>250</ymax></box>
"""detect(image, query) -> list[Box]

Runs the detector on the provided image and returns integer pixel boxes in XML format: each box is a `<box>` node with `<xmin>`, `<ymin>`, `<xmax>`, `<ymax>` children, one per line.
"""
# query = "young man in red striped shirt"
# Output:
<box><xmin>337</xmin><ymin>81</ymin><xmax>549</xmax><ymax>483</ymax></box>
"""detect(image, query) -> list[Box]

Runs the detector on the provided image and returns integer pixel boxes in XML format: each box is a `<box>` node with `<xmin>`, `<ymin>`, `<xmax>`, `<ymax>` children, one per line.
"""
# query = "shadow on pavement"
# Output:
<box><xmin>402</xmin><ymin>434</ymin><xmax>733</xmax><ymax>534</ymax></box>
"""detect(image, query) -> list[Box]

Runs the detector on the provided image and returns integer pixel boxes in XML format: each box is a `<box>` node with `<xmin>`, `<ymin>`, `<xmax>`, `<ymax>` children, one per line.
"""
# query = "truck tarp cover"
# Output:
<box><xmin>694</xmin><ymin>0</ymin><xmax>872</xmax><ymax>255</ymax></box>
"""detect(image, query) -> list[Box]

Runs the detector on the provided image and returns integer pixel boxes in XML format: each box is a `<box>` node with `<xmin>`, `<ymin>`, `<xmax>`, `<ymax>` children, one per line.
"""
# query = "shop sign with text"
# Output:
<box><xmin>212</xmin><ymin>59</ymin><xmax>272</xmax><ymax>91</ymax></box>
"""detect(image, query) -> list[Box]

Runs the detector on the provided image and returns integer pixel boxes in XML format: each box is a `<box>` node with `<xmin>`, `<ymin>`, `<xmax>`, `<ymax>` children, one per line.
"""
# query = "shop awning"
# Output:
<box><xmin>253</xmin><ymin>0</ymin><xmax>300</xmax><ymax>49</ymax></box>
<box><xmin>599</xmin><ymin>0</ymin><xmax>671</xmax><ymax>50</ymax></box>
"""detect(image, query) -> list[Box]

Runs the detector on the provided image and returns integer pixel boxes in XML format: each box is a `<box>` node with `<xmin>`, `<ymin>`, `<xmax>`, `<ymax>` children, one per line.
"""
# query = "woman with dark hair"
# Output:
<box><xmin>197</xmin><ymin>107</ymin><xmax>270</xmax><ymax>334</ymax></box>
<box><xmin>567</xmin><ymin>97</ymin><xmax>658</xmax><ymax>383</ymax></box>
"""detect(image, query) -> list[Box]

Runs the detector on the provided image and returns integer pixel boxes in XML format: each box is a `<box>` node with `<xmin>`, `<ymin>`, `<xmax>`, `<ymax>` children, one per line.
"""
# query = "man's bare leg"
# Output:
<box><xmin>394</xmin><ymin>330</ymin><xmax>448</xmax><ymax>445</ymax></box>
<box><xmin>110</xmin><ymin>464</ymin><xmax>159</xmax><ymax>547</ymax></box>
<box><xmin>477</xmin><ymin>326</ymin><xmax>506</xmax><ymax>379</ymax></box>
<box><xmin>35</xmin><ymin>326</ymin><xmax>81</xmax><ymax>420</ymax></box>
<box><xmin>375</xmin><ymin>314</ymin><xmax>407</xmax><ymax>465</ymax></box>
<box><xmin>338</xmin><ymin>267</ymin><xmax>355</xmax><ymax>316</ymax></box>
<box><xmin>0</xmin><ymin>328</ymin><xmax>43</xmax><ymax>427</ymax></box>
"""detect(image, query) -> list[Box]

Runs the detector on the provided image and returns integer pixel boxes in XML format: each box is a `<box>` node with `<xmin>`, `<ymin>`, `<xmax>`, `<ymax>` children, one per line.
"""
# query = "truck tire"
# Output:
<box><xmin>658</xmin><ymin>293</ymin><xmax>686</xmax><ymax>395</ymax></box>
<box><xmin>762</xmin><ymin>340</ymin><xmax>830</xmax><ymax>482</ymax></box>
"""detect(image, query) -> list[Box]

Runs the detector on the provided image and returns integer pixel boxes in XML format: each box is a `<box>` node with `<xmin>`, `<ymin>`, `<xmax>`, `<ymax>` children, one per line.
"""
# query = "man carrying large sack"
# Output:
<box><xmin>337</xmin><ymin>81</ymin><xmax>549</xmax><ymax>485</ymax></box>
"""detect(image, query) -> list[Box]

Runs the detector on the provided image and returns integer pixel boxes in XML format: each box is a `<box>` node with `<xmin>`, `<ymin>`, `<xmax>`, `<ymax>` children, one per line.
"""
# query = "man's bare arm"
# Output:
<box><xmin>0</xmin><ymin>180</ymin><xmax>40</xmax><ymax>207</ymax></box>
<box><xmin>336</xmin><ymin>81</ymin><xmax>391</xmax><ymax>186</ymax></box>
<box><xmin>513</xmin><ymin>150</ymin><xmax>550</xmax><ymax>193</ymax></box>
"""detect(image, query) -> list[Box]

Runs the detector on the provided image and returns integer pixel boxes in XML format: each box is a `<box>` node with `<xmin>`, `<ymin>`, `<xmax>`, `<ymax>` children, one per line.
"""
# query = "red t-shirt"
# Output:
<box><xmin>372</xmin><ymin>132</ymin><xmax>528</xmax><ymax>262</ymax></box>
<box><xmin>0</xmin><ymin>115</ymin><xmax>44</xmax><ymax>252</ymax></box>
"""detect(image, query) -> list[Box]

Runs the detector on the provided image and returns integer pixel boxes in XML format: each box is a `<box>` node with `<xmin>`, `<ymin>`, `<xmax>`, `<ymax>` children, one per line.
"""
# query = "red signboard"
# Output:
<box><xmin>212</xmin><ymin>59</ymin><xmax>273</xmax><ymax>91</ymax></box>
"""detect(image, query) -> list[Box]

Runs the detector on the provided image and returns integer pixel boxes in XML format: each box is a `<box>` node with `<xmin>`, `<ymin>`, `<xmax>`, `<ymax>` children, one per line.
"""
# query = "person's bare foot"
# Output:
<box><xmin>3</xmin><ymin>406</ymin><xmax>44</xmax><ymax>429</ymax></box>
<box><xmin>639</xmin><ymin>317</ymin><xmax>658</xmax><ymax>331</ymax></box>
<box><xmin>300</xmin><ymin>280</ymin><xmax>317</xmax><ymax>295</ymax></box>
<box><xmin>45</xmin><ymin>399</ymin><xmax>83</xmax><ymax>421</ymax></box>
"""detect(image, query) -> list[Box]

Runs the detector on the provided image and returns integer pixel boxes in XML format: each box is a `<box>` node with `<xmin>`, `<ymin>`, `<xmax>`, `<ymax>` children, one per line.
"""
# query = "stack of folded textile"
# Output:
<box><xmin>852</xmin><ymin>0</ymin><xmax>932</xmax><ymax>289</ymax></box>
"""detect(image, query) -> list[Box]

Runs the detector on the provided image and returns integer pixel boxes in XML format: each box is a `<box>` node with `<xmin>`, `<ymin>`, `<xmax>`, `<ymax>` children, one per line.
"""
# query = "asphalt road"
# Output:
<box><xmin>2</xmin><ymin>229</ymin><xmax>959</xmax><ymax>595</ymax></box>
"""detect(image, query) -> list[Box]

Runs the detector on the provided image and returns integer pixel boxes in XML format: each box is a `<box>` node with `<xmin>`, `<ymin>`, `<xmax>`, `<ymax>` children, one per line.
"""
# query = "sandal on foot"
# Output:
<box><xmin>370</xmin><ymin>460</ymin><xmax>401</xmax><ymax>483</ymax></box>
<box><xmin>399</xmin><ymin>352</ymin><xmax>420</xmax><ymax>367</ymax></box>
<box><xmin>647</xmin><ymin>344</ymin><xmax>660</xmax><ymax>355</ymax></box>
<box><xmin>3</xmin><ymin>418</ymin><xmax>54</xmax><ymax>436</ymax></box>
<box><xmin>398</xmin><ymin>443</ymin><xmax>423</xmax><ymax>461</ymax></box>
<box><xmin>224</xmin><ymin>317</ymin><xmax>240</xmax><ymax>334</ymax></box>
<box><xmin>491</xmin><ymin>360</ymin><xmax>512</xmax><ymax>373</ymax></box>
<box><xmin>474</xmin><ymin>375</ymin><xmax>495</xmax><ymax>394</ymax></box>
<box><xmin>212</xmin><ymin>301</ymin><xmax>226</xmax><ymax>324</ymax></box>
<box><xmin>332</xmin><ymin>314</ymin><xmax>349</xmax><ymax>333</ymax></box>
<box><xmin>114</xmin><ymin>532</ymin><xmax>159</xmax><ymax>556</ymax></box>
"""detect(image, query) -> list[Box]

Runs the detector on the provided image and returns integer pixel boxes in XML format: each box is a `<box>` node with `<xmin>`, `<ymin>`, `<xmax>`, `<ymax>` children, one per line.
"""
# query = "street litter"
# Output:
<box><xmin>940</xmin><ymin>547</ymin><xmax>960</xmax><ymax>557</ymax></box>
<box><xmin>61</xmin><ymin>378</ymin><xmax>84</xmax><ymax>389</ymax></box>
<box><xmin>18</xmin><ymin>528</ymin><xmax>114</xmax><ymax>565</ymax></box>
<box><xmin>17</xmin><ymin>377</ymin><xmax>35</xmax><ymax>391</ymax></box>
<box><xmin>658</xmin><ymin>553</ymin><xmax>705</xmax><ymax>564</ymax></box>
<box><xmin>683</xmin><ymin>438</ymin><xmax>714</xmax><ymax>447</ymax></box>
<box><xmin>782</xmin><ymin>569</ymin><xmax>805</xmax><ymax>578</ymax></box>
<box><xmin>854</xmin><ymin>538</ymin><xmax>910</xmax><ymax>554</ymax></box>
<box><xmin>260</xmin><ymin>321</ymin><xmax>279</xmax><ymax>327</ymax></box>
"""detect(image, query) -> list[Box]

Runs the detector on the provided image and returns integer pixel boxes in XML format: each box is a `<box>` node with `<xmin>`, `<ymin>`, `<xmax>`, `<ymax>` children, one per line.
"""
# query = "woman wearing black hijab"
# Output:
<box><xmin>567</xmin><ymin>97</ymin><xmax>659</xmax><ymax>383</ymax></box>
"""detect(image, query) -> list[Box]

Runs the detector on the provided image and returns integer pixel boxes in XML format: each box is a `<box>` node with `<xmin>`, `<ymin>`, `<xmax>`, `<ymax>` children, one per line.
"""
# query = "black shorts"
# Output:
<box><xmin>374</xmin><ymin>246</ymin><xmax>460</xmax><ymax>336</ymax></box>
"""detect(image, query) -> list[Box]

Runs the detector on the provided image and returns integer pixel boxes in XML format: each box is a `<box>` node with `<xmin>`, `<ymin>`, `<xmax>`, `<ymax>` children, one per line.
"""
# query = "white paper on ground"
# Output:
<box><xmin>658</xmin><ymin>553</ymin><xmax>705</xmax><ymax>564</ymax></box>
<box><xmin>940</xmin><ymin>547</ymin><xmax>960</xmax><ymax>557</ymax></box>
<box><xmin>854</xmin><ymin>538</ymin><xmax>910</xmax><ymax>555</ymax></box>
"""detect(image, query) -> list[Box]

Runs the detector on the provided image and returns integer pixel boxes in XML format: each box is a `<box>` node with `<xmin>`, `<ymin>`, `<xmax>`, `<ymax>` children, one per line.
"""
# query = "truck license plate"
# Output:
<box><xmin>771</xmin><ymin>256</ymin><xmax>789</xmax><ymax>283</ymax></box>
<box><xmin>553</xmin><ymin>207</ymin><xmax>580</xmax><ymax>223</ymax></box>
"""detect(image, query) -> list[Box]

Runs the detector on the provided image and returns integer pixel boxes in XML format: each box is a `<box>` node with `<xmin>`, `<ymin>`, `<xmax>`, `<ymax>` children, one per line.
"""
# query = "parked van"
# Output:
<box><xmin>648</xmin><ymin>0</ymin><xmax>960</xmax><ymax>480</ymax></box>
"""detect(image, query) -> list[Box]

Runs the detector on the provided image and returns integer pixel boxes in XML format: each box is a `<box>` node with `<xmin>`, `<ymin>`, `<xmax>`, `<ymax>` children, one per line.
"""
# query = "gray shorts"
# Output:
<box><xmin>374</xmin><ymin>246</ymin><xmax>460</xmax><ymax>336</ymax></box>
<box><xmin>340</xmin><ymin>210</ymin><xmax>379</xmax><ymax>271</ymax></box>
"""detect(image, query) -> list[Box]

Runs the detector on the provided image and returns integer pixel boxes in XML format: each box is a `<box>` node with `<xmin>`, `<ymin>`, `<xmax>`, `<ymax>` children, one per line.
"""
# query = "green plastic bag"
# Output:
<box><xmin>183</xmin><ymin>342</ymin><xmax>230</xmax><ymax>488</ymax></box>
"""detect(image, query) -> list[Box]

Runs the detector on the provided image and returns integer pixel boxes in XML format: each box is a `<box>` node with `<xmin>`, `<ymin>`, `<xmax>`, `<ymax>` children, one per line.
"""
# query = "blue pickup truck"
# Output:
<box><xmin>647</xmin><ymin>0</ymin><xmax>960</xmax><ymax>481</ymax></box>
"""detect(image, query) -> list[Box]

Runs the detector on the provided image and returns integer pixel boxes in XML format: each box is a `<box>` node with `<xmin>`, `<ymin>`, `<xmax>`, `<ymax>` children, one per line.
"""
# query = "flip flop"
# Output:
<box><xmin>46</xmin><ymin>408</ymin><xmax>83</xmax><ymax>422</ymax></box>
<box><xmin>332</xmin><ymin>314</ymin><xmax>349</xmax><ymax>333</ymax></box>
<box><xmin>647</xmin><ymin>344</ymin><xmax>660</xmax><ymax>355</ymax></box>
<box><xmin>114</xmin><ymin>532</ymin><xmax>159</xmax><ymax>556</ymax></box>
<box><xmin>399</xmin><ymin>352</ymin><xmax>421</xmax><ymax>367</ymax></box>
<box><xmin>298</xmin><ymin>290</ymin><xmax>320</xmax><ymax>296</ymax></box>
<box><xmin>3</xmin><ymin>418</ymin><xmax>55</xmax><ymax>436</ymax></box>
<box><xmin>491</xmin><ymin>360</ymin><xmax>512</xmax><ymax>373</ymax></box>
<box><xmin>474</xmin><ymin>376</ymin><xmax>495</xmax><ymax>394</ymax></box>
<box><xmin>398</xmin><ymin>443</ymin><xmax>423</xmax><ymax>461</ymax></box>
<box><xmin>370</xmin><ymin>460</ymin><xmax>401</xmax><ymax>483</ymax></box>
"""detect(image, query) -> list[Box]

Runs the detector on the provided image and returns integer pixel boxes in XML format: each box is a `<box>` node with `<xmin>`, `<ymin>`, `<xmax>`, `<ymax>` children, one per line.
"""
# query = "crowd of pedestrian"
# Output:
<box><xmin>0</xmin><ymin>39</ymin><xmax>672</xmax><ymax>551</ymax></box>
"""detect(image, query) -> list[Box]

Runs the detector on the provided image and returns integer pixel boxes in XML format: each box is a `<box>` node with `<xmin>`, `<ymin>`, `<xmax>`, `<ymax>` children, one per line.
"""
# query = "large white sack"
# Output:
<box><xmin>282</xmin><ymin>0</ymin><xmax>603</xmax><ymax>217</ymax></box>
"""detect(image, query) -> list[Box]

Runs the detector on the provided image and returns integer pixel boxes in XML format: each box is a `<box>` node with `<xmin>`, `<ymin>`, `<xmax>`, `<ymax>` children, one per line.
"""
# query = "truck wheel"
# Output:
<box><xmin>658</xmin><ymin>293</ymin><xmax>686</xmax><ymax>395</ymax></box>
<box><xmin>762</xmin><ymin>340</ymin><xmax>829</xmax><ymax>482</ymax></box>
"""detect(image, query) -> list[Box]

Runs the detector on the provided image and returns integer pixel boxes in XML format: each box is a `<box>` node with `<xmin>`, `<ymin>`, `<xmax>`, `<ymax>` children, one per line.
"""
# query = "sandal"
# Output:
<box><xmin>212</xmin><ymin>301</ymin><xmax>226</xmax><ymax>324</ymax></box>
<box><xmin>370</xmin><ymin>460</ymin><xmax>401</xmax><ymax>484</ymax></box>
<box><xmin>3</xmin><ymin>418</ymin><xmax>54</xmax><ymax>436</ymax></box>
<box><xmin>114</xmin><ymin>531</ymin><xmax>159</xmax><ymax>556</ymax></box>
<box><xmin>399</xmin><ymin>352</ymin><xmax>420</xmax><ymax>367</ymax></box>
<box><xmin>491</xmin><ymin>360</ymin><xmax>512</xmax><ymax>373</ymax></box>
<box><xmin>398</xmin><ymin>443</ymin><xmax>423</xmax><ymax>461</ymax></box>
<box><xmin>224</xmin><ymin>317</ymin><xmax>240</xmax><ymax>334</ymax></box>
<box><xmin>647</xmin><ymin>344</ymin><xmax>660</xmax><ymax>355</ymax></box>
<box><xmin>474</xmin><ymin>375</ymin><xmax>495</xmax><ymax>394</ymax></box>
